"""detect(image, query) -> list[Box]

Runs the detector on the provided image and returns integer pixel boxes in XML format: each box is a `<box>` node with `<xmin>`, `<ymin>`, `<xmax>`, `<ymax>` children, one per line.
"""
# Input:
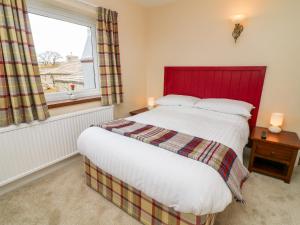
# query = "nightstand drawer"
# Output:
<box><xmin>255</xmin><ymin>142</ymin><xmax>292</xmax><ymax>162</ymax></box>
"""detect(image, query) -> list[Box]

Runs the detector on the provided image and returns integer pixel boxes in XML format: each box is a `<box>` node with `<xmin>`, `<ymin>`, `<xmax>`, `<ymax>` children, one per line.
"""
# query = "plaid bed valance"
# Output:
<box><xmin>97</xmin><ymin>7</ymin><xmax>123</xmax><ymax>106</ymax></box>
<box><xmin>0</xmin><ymin>0</ymin><xmax>49</xmax><ymax>127</ymax></box>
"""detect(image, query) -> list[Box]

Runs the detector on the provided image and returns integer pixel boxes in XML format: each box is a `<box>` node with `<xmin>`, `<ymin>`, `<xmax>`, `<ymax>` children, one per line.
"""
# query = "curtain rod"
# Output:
<box><xmin>76</xmin><ymin>0</ymin><xmax>98</xmax><ymax>8</ymax></box>
<box><xmin>75</xmin><ymin>0</ymin><xmax>117</xmax><ymax>13</ymax></box>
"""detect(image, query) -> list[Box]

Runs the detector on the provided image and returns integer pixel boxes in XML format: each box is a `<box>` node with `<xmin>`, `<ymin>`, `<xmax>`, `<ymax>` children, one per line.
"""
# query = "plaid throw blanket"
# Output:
<box><xmin>98</xmin><ymin>119</ymin><xmax>249</xmax><ymax>202</ymax></box>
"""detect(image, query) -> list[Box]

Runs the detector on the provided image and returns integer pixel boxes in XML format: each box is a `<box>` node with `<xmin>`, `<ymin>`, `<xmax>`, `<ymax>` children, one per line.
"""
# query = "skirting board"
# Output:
<box><xmin>0</xmin><ymin>154</ymin><xmax>81</xmax><ymax>196</ymax></box>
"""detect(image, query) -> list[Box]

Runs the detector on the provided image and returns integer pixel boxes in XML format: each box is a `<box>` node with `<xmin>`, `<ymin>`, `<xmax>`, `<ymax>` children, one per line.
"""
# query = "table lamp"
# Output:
<box><xmin>147</xmin><ymin>97</ymin><xmax>155</xmax><ymax>110</ymax></box>
<box><xmin>268</xmin><ymin>113</ymin><xmax>284</xmax><ymax>133</ymax></box>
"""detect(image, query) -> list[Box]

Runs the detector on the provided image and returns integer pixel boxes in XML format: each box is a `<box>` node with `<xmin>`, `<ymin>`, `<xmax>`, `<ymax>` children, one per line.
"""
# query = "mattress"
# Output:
<box><xmin>77</xmin><ymin>106</ymin><xmax>249</xmax><ymax>215</ymax></box>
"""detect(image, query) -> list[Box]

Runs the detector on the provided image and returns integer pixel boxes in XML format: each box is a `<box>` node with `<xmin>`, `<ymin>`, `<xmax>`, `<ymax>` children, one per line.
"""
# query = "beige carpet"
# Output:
<box><xmin>0</xmin><ymin>155</ymin><xmax>300</xmax><ymax>225</ymax></box>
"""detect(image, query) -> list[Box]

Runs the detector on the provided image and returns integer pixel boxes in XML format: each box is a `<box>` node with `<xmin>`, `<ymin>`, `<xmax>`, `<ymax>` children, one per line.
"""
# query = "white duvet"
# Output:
<box><xmin>77</xmin><ymin>106</ymin><xmax>249</xmax><ymax>215</ymax></box>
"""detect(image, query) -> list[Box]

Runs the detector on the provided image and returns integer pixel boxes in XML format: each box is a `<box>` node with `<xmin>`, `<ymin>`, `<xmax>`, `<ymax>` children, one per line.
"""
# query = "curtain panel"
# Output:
<box><xmin>0</xmin><ymin>0</ymin><xmax>49</xmax><ymax>127</ymax></box>
<box><xmin>97</xmin><ymin>7</ymin><xmax>123</xmax><ymax>106</ymax></box>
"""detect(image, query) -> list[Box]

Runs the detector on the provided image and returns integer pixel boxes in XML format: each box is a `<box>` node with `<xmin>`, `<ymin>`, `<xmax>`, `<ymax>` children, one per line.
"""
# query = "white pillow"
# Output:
<box><xmin>194</xmin><ymin>98</ymin><xmax>254</xmax><ymax>118</ymax></box>
<box><xmin>155</xmin><ymin>94</ymin><xmax>200</xmax><ymax>107</ymax></box>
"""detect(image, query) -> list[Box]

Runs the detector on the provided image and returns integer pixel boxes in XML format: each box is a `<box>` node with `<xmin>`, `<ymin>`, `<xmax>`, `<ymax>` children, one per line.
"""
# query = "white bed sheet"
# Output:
<box><xmin>77</xmin><ymin>106</ymin><xmax>249</xmax><ymax>215</ymax></box>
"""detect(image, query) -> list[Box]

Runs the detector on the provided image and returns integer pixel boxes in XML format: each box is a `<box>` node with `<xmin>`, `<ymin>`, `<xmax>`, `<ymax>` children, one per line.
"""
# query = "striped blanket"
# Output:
<box><xmin>98</xmin><ymin>119</ymin><xmax>249</xmax><ymax>202</ymax></box>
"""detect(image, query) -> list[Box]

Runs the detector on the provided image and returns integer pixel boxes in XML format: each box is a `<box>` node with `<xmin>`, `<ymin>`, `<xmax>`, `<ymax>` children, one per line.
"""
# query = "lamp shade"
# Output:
<box><xmin>270</xmin><ymin>113</ymin><xmax>284</xmax><ymax>127</ymax></box>
<box><xmin>147</xmin><ymin>97</ymin><xmax>155</xmax><ymax>109</ymax></box>
<box><xmin>231</xmin><ymin>14</ymin><xmax>246</xmax><ymax>24</ymax></box>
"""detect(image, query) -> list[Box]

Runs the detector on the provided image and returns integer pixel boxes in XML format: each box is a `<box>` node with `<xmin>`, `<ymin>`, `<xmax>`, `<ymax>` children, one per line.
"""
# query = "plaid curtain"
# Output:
<box><xmin>97</xmin><ymin>7</ymin><xmax>123</xmax><ymax>106</ymax></box>
<box><xmin>0</xmin><ymin>0</ymin><xmax>49</xmax><ymax>127</ymax></box>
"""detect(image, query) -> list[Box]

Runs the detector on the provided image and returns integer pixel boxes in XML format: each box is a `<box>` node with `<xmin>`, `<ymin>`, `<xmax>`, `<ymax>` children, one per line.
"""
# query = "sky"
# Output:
<box><xmin>29</xmin><ymin>13</ymin><xmax>91</xmax><ymax>60</ymax></box>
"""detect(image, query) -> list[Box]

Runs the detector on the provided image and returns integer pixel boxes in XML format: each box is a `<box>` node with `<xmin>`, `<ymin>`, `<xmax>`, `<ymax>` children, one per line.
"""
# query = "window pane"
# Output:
<box><xmin>29</xmin><ymin>13</ymin><xmax>96</xmax><ymax>93</ymax></box>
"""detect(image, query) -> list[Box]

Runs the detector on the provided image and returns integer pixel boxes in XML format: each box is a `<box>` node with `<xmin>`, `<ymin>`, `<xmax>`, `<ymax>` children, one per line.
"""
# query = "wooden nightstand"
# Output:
<box><xmin>249</xmin><ymin>127</ymin><xmax>300</xmax><ymax>183</ymax></box>
<box><xmin>129</xmin><ymin>107</ymin><xmax>149</xmax><ymax>116</ymax></box>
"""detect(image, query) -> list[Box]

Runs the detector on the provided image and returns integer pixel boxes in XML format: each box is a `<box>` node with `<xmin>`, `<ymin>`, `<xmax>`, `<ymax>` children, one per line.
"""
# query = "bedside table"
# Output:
<box><xmin>129</xmin><ymin>107</ymin><xmax>149</xmax><ymax>116</ymax></box>
<box><xmin>249</xmin><ymin>127</ymin><xmax>300</xmax><ymax>183</ymax></box>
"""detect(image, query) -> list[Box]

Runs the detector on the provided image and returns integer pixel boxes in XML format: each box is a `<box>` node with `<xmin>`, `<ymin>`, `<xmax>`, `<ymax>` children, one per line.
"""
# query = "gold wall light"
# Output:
<box><xmin>231</xmin><ymin>14</ymin><xmax>246</xmax><ymax>43</ymax></box>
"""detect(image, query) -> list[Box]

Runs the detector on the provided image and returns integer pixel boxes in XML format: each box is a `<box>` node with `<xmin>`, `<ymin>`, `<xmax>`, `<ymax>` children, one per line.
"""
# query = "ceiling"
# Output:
<box><xmin>132</xmin><ymin>0</ymin><xmax>177</xmax><ymax>7</ymax></box>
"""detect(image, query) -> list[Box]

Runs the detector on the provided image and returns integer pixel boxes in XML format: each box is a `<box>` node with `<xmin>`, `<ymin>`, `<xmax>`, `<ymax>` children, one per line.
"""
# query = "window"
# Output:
<box><xmin>28</xmin><ymin>4</ymin><xmax>99</xmax><ymax>102</ymax></box>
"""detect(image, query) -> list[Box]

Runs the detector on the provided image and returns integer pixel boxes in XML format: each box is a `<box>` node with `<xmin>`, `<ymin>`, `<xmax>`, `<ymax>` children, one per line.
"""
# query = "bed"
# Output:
<box><xmin>78</xmin><ymin>66</ymin><xmax>266</xmax><ymax>225</ymax></box>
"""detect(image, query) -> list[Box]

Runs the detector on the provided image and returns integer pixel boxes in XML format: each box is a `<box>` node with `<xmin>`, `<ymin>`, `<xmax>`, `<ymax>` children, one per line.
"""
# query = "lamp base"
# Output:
<box><xmin>268</xmin><ymin>126</ymin><xmax>282</xmax><ymax>133</ymax></box>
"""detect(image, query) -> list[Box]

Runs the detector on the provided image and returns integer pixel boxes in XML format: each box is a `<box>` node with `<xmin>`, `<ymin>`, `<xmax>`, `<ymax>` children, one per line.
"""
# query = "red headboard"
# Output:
<box><xmin>164</xmin><ymin>66</ymin><xmax>266</xmax><ymax>130</ymax></box>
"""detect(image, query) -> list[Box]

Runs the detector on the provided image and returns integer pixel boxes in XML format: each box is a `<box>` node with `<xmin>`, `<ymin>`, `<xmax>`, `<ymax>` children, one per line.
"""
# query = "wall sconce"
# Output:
<box><xmin>231</xmin><ymin>14</ymin><xmax>246</xmax><ymax>43</ymax></box>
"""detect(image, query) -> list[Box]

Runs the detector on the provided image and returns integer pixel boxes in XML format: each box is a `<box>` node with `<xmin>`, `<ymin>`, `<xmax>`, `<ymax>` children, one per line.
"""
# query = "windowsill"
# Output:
<box><xmin>47</xmin><ymin>96</ymin><xmax>101</xmax><ymax>109</ymax></box>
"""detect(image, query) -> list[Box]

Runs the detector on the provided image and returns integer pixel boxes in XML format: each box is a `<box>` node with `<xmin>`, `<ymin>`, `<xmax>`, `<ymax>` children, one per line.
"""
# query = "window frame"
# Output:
<box><xmin>28</xmin><ymin>1</ymin><xmax>100</xmax><ymax>103</ymax></box>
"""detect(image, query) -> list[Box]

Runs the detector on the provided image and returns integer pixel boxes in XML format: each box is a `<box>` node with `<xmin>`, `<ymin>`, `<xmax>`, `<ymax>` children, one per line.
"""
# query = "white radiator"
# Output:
<box><xmin>0</xmin><ymin>106</ymin><xmax>113</xmax><ymax>187</ymax></box>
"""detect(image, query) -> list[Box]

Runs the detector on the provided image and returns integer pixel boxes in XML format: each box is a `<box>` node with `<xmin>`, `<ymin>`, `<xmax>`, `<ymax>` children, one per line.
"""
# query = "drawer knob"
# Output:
<box><xmin>271</xmin><ymin>151</ymin><xmax>275</xmax><ymax>155</ymax></box>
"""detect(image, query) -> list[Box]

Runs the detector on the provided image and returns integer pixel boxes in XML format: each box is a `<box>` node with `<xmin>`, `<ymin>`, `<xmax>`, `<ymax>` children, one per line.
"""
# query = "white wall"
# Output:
<box><xmin>146</xmin><ymin>0</ymin><xmax>300</xmax><ymax>135</ymax></box>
